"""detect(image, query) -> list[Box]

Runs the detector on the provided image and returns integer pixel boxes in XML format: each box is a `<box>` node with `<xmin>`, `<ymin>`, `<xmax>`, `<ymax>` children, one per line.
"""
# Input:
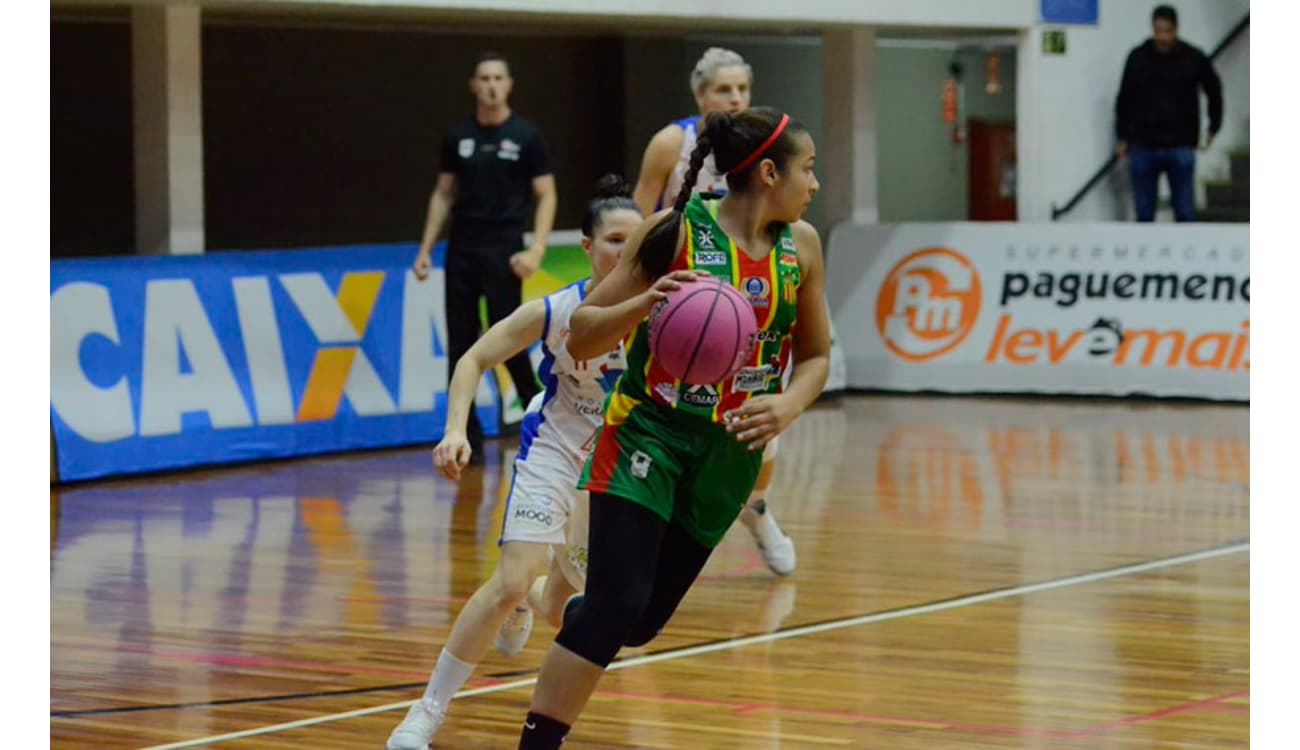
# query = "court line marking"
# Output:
<box><xmin>133</xmin><ymin>539</ymin><xmax>1248</xmax><ymax>750</ymax></box>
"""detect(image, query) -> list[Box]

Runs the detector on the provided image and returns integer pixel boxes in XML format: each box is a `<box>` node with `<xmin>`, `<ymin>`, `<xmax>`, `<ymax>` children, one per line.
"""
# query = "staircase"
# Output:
<box><xmin>1200</xmin><ymin>149</ymin><xmax>1249</xmax><ymax>223</ymax></box>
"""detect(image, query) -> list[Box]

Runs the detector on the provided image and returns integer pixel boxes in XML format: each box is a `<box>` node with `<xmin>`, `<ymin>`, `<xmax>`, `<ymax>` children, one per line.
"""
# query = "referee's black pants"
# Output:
<box><xmin>444</xmin><ymin>223</ymin><xmax>541</xmax><ymax>447</ymax></box>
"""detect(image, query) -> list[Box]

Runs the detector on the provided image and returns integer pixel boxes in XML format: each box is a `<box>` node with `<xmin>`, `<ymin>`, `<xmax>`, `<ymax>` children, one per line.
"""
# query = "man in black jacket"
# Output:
<box><xmin>1114</xmin><ymin>5</ymin><xmax>1223</xmax><ymax>222</ymax></box>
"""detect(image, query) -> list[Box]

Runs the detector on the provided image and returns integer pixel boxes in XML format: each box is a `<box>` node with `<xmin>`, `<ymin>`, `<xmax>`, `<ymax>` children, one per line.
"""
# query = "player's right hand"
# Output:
<box><xmin>433</xmin><ymin>432</ymin><xmax>472</xmax><ymax>480</ymax></box>
<box><xmin>645</xmin><ymin>269</ymin><xmax>709</xmax><ymax>305</ymax></box>
<box><xmin>413</xmin><ymin>251</ymin><xmax>433</xmax><ymax>281</ymax></box>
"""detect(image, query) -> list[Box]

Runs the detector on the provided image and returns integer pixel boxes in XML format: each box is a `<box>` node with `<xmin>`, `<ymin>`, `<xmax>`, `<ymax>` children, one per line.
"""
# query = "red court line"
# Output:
<box><xmin>1066</xmin><ymin>689</ymin><xmax>1250</xmax><ymax>737</ymax></box>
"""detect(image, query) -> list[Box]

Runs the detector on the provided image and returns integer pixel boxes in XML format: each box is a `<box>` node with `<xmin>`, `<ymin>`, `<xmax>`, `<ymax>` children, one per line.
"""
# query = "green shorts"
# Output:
<box><xmin>579</xmin><ymin>391</ymin><xmax>764</xmax><ymax>548</ymax></box>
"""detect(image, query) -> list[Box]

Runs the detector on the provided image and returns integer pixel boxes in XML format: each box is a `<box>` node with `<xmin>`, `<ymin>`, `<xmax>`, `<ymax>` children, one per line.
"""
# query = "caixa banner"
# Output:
<box><xmin>51</xmin><ymin>242</ymin><xmax>522</xmax><ymax>481</ymax></box>
<box><xmin>825</xmin><ymin>223</ymin><xmax>1249</xmax><ymax>401</ymax></box>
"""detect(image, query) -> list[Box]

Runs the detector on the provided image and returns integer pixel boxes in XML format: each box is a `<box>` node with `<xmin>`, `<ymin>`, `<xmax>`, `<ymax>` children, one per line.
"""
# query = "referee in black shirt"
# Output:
<box><xmin>412</xmin><ymin>51</ymin><xmax>557</xmax><ymax>456</ymax></box>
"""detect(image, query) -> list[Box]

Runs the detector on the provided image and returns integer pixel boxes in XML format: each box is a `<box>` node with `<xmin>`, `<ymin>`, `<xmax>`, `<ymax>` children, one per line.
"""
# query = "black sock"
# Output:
<box><xmin>518</xmin><ymin>712</ymin><xmax>570</xmax><ymax>749</ymax></box>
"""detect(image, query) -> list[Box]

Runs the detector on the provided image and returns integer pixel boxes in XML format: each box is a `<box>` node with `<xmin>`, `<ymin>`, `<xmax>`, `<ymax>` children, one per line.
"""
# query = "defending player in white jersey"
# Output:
<box><xmin>633</xmin><ymin>46</ymin><xmax>797</xmax><ymax>577</ymax></box>
<box><xmin>386</xmin><ymin>175</ymin><xmax>640</xmax><ymax>750</ymax></box>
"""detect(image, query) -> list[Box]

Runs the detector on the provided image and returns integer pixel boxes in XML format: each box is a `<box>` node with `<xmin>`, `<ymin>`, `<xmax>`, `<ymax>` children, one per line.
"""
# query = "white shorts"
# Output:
<box><xmin>499</xmin><ymin>440</ymin><xmax>589</xmax><ymax>591</ymax></box>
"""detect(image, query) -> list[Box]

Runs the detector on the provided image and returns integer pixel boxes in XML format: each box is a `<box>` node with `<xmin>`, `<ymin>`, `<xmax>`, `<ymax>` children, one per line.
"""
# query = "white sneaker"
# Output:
<box><xmin>749</xmin><ymin>510</ymin><xmax>797</xmax><ymax>577</ymax></box>
<box><xmin>495</xmin><ymin>605</ymin><xmax>534</xmax><ymax>656</ymax></box>
<box><xmin>386</xmin><ymin>698</ymin><xmax>446</xmax><ymax>750</ymax></box>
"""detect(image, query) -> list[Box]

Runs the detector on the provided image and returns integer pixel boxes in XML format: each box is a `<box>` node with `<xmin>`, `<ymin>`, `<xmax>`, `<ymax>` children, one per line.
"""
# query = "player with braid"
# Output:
<box><xmin>517</xmin><ymin>107</ymin><xmax>829</xmax><ymax>748</ymax></box>
<box><xmin>634</xmin><ymin>46</ymin><xmax>798</xmax><ymax>577</ymax></box>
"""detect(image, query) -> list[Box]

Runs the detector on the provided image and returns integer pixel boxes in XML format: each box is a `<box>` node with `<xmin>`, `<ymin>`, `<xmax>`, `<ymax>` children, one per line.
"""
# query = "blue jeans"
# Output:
<box><xmin>1129</xmin><ymin>146</ymin><xmax>1196</xmax><ymax>222</ymax></box>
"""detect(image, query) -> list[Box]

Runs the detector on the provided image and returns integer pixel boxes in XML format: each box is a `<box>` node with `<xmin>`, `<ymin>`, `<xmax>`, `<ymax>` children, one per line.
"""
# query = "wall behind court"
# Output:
<box><xmin>876</xmin><ymin>45</ymin><xmax>1018</xmax><ymax>222</ymax></box>
<box><xmin>51</xmin><ymin>16</ymin><xmax>135</xmax><ymax>257</ymax></box>
<box><xmin>201</xmin><ymin>22</ymin><xmax>618</xmax><ymax>250</ymax></box>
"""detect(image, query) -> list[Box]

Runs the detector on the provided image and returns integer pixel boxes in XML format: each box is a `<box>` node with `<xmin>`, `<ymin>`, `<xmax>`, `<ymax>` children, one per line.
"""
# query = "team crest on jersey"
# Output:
<box><xmin>458</xmin><ymin>138</ymin><xmax>475</xmax><ymax>158</ymax></box>
<box><xmin>695</xmin><ymin>250</ymin><xmax>727</xmax><ymax>266</ymax></box>
<box><xmin>743</xmin><ymin>276</ymin><xmax>771</xmax><ymax>307</ymax></box>
<box><xmin>682</xmin><ymin>384</ymin><xmax>720</xmax><ymax>407</ymax></box>
<box><xmin>695</xmin><ymin>226</ymin><xmax>716</xmax><ymax>250</ymax></box>
<box><xmin>498</xmin><ymin>138</ymin><xmax>521</xmax><ymax>161</ymax></box>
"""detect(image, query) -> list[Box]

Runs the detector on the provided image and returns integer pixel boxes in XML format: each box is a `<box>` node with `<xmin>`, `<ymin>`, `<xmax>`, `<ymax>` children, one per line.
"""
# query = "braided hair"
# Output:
<box><xmin>634</xmin><ymin>106</ymin><xmax>807</xmax><ymax>278</ymax></box>
<box><xmin>581</xmin><ymin>174</ymin><xmax>640</xmax><ymax>237</ymax></box>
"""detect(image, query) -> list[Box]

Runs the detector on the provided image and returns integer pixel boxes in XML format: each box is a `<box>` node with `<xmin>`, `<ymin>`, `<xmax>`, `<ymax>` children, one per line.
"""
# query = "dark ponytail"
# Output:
<box><xmin>634</xmin><ymin>111</ymin><xmax>732</xmax><ymax>279</ymax></box>
<box><xmin>632</xmin><ymin>107</ymin><xmax>807</xmax><ymax>279</ymax></box>
<box><xmin>581</xmin><ymin>174</ymin><xmax>639</xmax><ymax>237</ymax></box>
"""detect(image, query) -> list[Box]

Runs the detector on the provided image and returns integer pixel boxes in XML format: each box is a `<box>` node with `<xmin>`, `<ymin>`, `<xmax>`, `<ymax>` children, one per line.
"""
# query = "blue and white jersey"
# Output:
<box><xmin>659</xmin><ymin>115</ymin><xmax>729</xmax><ymax>211</ymax></box>
<box><xmin>518</xmin><ymin>279</ymin><xmax>626</xmax><ymax>464</ymax></box>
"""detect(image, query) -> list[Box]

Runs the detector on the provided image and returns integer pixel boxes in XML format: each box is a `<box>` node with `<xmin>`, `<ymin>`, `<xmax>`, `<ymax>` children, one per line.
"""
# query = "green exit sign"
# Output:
<box><xmin>1042</xmin><ymin>29</ymin><xmax>1067</xmax><ymax>54</ymax></box>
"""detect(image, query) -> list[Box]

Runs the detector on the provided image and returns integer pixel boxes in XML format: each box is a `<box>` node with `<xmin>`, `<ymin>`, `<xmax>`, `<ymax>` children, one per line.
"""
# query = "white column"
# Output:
<box><xmin>822</xmin><ymin>26</ymin><xmax>879</xmax><ymax>229</ymax></box>
<box><xmin>132</xmin><ymin>5</ymin><xmax>204</xmax><ymax>255</ymax></box>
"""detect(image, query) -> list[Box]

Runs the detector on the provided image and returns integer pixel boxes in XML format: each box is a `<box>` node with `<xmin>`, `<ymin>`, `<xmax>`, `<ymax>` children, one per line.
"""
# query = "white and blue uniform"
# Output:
<box><xmin>499</xmin><ymin>279</ymin><xmax>626</xmax><ymax>590</ymax></box>
<box><xmin>659</xmin><ymin>115</ymin><xmax>729</xmax><ymax>211</ymax></box>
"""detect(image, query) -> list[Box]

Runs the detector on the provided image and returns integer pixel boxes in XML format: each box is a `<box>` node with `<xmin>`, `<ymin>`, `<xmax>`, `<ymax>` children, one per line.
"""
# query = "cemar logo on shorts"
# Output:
<box><xmin>458</xmin><ymin>138</ymin><xmax>474</xmax><ymax>158</ymax></box>
<box><xmin>630</xmin><ymin>450</ymin><xmax>653</xmax><ymax>479</ymax></box>
<box><xmin>875</xmin><ymin>247</ymin><xmax>982</xmax><ymax>362</ymax></box>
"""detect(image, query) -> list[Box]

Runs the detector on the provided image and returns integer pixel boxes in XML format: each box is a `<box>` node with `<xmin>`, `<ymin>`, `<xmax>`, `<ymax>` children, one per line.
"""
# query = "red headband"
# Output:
<box><xmin>726</xmin><ymin>113</ymin><xmax>790</xmax><ymax>175</ymax></box>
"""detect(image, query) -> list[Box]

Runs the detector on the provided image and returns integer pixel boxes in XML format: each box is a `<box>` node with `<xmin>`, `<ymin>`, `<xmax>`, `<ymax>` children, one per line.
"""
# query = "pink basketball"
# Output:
<box><xmin>648</xmin><ymin>277</ymin><xmax>759</xmax><ymax>385</ymax></box>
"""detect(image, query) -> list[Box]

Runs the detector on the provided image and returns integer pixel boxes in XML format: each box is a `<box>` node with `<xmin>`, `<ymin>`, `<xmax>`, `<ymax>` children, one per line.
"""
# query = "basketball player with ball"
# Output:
<box><xmin>634</xmin><ymin>46</ymin><xmax>798</xmax><ymax>577</ymax></box>
<box><xmin>517</xmin><ymin>106</ymin><xmax>829</xmax><ymax>749</ymax></box>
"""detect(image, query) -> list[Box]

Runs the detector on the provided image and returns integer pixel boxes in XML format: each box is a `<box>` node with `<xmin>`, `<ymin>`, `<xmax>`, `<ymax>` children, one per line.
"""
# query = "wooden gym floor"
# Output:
<box><xmin>50</xmin><ymin>394</ymin><xmax>1249</xmax><ymax>749</ymax></box>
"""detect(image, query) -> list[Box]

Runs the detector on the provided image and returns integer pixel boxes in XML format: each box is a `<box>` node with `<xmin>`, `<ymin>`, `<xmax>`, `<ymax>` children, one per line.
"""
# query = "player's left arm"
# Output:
<box><xmin>782</xmin><ymin>220</ymin><xmax>831</xmax><ymax>409</ymax></box>
<box><xmin>724</xmin><ymin>221</ymin><xmax>830</xmax><ymax>449</ymax></box>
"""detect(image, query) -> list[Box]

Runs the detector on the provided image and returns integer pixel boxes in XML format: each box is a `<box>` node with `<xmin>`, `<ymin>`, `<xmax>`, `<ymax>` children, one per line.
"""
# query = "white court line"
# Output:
<box><xmin>136</xmin><ymin>540</ymin><xmax>1248</xmax><ymax>750</ymax></box>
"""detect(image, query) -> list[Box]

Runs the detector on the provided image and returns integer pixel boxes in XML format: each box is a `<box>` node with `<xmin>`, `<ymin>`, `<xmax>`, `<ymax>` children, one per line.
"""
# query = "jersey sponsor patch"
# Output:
<box><xmin>732</xmin><ymin>363</ymin><xmax>778</xmax><ymax>393</ymax></box>
<box><xmin>574</xmin><ymin>399</ymin><xmax>604</xmax><ymax>417</ymax></box>
<box><xmin>654</xmin><ymin>381</ymin><xmax>679</xmax><ymax>404</ymax></box>
<box><xmin>458</xmin><ymin>138</ymin><xmax>475</xmax><ymax>158</ymax></box>
<box><xmin>682</xmin><ymin>383</ymin><xmax>720</xmax><ymax>407</ymax></box>
<box><xmin>508</xmin><ymin>489</ymin><xmax>563</xmax><ymax>533</ymax></box>
<box><xmin>695</xmin><ymin>226</ymin><xmax>717</xmax><ymax>250</ymax></box>
<box><xmin>695</xmin><ymin>250</ymin><xmax>727</xmax><ymax>266</ymax></box>
<box><xmin>781</xmin><ymin>236</ymin><xmax>796</xmax><ymax>251</ymax></box>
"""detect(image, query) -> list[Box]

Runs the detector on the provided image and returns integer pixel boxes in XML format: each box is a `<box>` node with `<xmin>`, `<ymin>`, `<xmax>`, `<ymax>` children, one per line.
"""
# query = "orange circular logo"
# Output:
<box><xmin>874</xmin><ymin>248</ymin><xmax>981</xmax><ymax>362</ymax></box>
